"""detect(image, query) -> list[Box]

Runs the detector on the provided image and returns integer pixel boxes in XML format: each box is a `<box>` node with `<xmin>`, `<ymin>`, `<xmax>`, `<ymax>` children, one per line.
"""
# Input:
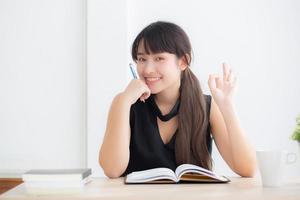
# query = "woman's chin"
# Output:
<box><xmin>149</xmin><ymin>88</ymin><xmax>162</xmax><ymax>94</ymax></box>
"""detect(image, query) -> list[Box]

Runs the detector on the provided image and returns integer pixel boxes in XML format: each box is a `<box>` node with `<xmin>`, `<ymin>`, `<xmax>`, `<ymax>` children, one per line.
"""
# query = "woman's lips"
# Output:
<box><xmin>145</xmin><ymin>77</ymin><xmax>162</xmax><ymax>85</ymax></box>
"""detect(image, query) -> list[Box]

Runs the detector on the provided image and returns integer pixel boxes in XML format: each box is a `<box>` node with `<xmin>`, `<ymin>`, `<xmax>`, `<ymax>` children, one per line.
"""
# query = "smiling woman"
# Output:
<box><xmin>99</xmin><ymin>21</ymin><xmax>256</xmax><ymax>178</ymax></box>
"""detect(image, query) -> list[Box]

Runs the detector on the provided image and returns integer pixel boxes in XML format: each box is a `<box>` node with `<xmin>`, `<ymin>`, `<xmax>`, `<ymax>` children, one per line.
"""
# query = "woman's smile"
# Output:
<box><xmin>144</xmin><ymin>76</ymin><xmax>162</xmax><ymax>85</ymax></box>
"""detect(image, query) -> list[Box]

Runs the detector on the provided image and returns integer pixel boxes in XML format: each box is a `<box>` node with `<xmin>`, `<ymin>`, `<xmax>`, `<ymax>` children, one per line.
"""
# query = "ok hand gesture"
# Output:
<box><xmin>208</xmin><ymin>63</ymin><xmax>237</xmax><ymax>106</ymax></box>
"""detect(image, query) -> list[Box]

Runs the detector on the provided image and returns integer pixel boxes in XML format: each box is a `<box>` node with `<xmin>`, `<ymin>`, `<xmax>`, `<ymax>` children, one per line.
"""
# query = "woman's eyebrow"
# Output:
<box><xmin>137</xmin><ymin>52</ymin><xmax>165</xmax><ymax>56</ymax></box>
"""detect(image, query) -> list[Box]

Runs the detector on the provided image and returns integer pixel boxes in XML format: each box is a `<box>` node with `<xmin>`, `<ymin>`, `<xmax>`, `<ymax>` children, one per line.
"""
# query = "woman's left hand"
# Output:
<box><xmin>208</xmin><ymin>63</ymin><xmax>237</xmax><ymax>106</ymax></box>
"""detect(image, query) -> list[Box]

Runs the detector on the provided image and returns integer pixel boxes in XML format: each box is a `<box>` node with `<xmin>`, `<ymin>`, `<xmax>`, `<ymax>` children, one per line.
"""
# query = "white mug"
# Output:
<box><xmin>256</xmin><ymin>150</ymin><xmax>297</xmax><ymax>187</ymax></box>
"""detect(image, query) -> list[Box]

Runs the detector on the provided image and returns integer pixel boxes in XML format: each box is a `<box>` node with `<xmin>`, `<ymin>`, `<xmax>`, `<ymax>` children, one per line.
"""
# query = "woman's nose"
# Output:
<box><xmin>143</xmin><ymin>61</ymin><xmax>155</xmax><ymax>73</ymax></box>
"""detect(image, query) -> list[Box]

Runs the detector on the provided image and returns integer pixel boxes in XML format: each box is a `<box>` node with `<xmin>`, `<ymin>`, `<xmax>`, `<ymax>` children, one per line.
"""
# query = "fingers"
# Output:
<box><xmin>222</xmin><ymin>63</ymin><xmax>236</xmax><ymax>83</ymax></box>
<box><xmin>232</xmin><ymin>76</ymin><xmax>237</xmax><ymax>86</ymax></box>
<box><xmin>208</xmin><ymin>74</ymin><xmax>216</xmax><ymax>90</ymax></box>
<box><xmin>140</xmin><ymin>97</ymin><xmax>145</xmax><ymax>102</ymax></box>
<box><xmin>222</xmin><ymin>62</ymin><xmax>230</xmax><ymax>81</ymax></box>
<box><xmin>208</xmin><ymin>74</ymin><xmax>221</xmax><ymax>90</ymax></box>
<box><xmin>139</xmin><ymin>86</ymin><xmax>151</xmax><ymax>102</ymax></box>
<box><xmin>208</xmin><ymin>63</ymin><xmax>238</xmax><ymax>97</ymax></box>
<box><xmin>140</xmin><ymin>91</ymin><xmax>150</xmax><ymax>102</ymax></box>
<box><xmin>216</xmin><ymin>76</ymin><xmax>222</xmax><ymax>88</ymax></box>
<box><xmin>227</xmin><ymin>69</ymin><xmax>237</xmax><ymax>87</ymax></box>
<box><xmin>209</xmin><ymin>63</ymin><xmax>236</xmax><ymax>88</ymax></box>
<box><xmin>228</xmin><ymin>69</ymin><xmax>233</xmax><ymax>82</ymax></box>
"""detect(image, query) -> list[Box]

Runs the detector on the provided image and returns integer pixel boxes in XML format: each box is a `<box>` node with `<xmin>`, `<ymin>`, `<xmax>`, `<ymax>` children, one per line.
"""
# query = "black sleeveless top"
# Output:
<box><xmin>121</xmin><ymin>94</ymin><xmax>212</xmax><ymax>176</ymax></box>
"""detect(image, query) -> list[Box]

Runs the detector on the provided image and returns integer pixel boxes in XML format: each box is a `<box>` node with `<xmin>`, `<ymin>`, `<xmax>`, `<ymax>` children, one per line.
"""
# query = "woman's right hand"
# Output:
<box><xmin>122</xmin><ymin>79</ymin><xmax>151</xmax><ymax>105</ymax></box>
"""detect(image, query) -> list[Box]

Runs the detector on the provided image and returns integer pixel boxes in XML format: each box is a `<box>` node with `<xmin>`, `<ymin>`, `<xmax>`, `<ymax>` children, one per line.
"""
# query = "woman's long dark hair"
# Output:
<box><xmin>131</xmin><ymin>21</ymin><xmax>212</xmax><ymax>170</ymax></box>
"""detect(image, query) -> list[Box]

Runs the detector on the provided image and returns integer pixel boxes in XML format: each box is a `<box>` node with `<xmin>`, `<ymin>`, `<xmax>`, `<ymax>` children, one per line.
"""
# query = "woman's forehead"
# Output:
<box><xmin>137</xmin><ymin>40</ymin><xmax>165</xmax><ymax>55</ymax></box>
<box><xmin>137</xmin><ymin>41</ymin><xmax>146</xmax><ymax>53</ymax></box>
<box><xmin>137</xmin><ymin>39</ymin><xmax>150</xmax><ymax>53</ymax></box>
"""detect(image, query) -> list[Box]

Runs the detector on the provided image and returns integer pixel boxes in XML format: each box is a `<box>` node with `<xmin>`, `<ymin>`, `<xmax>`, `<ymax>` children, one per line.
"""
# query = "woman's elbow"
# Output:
<box><xmin>98</xmin><ymin>156</ymin><xmax>127</xmax><ymax>178</ymax></box>
<box><xmin>238</xmin><ymin>169</ymin><xmax>256</xmax><ymax>177</ymax></box>
<box><xmin>102</xmin><ymin>168</ymin><xmax>123</xmax><ymax>178</ymax></box>
<box><xmin>99</xmin><ymin>161</ymin><xmax>122</xmax><ymax>178</ymax></box>
<box><xmin>236</xmin><ymin>163</ymin><xmax>257</xmax><ymax>177</ymax></box>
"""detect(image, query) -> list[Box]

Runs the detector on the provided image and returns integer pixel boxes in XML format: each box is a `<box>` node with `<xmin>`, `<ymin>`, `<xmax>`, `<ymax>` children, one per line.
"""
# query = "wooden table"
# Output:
<box><xmin>1</xmin><ymin>177</ymin><xmax>300</xmax><ymax>200</ymax></box>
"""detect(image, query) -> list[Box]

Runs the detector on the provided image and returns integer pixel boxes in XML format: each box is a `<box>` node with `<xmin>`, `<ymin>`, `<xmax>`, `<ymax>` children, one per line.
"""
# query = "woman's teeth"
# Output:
<box><xmin>146</xmin><ymin>77</ymin><xmax>161</xmax><ymax>81</ymax></box>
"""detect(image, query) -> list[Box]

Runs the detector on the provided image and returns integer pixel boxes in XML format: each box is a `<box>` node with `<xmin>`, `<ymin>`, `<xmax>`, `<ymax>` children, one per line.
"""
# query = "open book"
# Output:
<box><xmin>125</xmin><ymin>164</ymin><xmax>230</xmax><ymax>184</ymax></box>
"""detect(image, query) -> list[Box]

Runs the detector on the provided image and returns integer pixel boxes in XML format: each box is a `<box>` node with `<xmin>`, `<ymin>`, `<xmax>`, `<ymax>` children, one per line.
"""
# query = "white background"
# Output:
<box><xmin>0</xmin><ymin>0</ymin><xmax>86</xmax><ymax>175</ymax></box>
<box><xmin>1</xmin><ymin>0</ymin><xmax>300</xmax><ymax>178</ymax></box>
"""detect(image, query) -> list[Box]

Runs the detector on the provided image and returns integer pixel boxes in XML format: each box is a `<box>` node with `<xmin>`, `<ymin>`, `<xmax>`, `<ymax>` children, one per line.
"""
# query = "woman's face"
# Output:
<box><xmin>136</xmin><ymin>42</ymin><xmax>186</xmax><ymax>94</ymax></box>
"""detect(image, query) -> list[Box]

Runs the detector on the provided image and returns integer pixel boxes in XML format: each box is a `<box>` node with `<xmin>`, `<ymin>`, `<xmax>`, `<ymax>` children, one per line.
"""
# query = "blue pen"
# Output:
<box><xmin>129</xmin><ymin>63</ymin><xmax>138</xmax><ymax>79</ymax></box>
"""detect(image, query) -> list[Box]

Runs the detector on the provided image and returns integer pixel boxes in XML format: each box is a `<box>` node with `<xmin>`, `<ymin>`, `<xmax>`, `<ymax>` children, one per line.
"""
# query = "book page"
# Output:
<box><xmin>175</xmin><ymin>164</ymin><xmax>229</xmax><ymax>182</ymax></box>
<box><xmin>175</xmin><ymin>164</ymin><xmax>215</xmax><ymax>177</ymax></box>
<box><xmin>126</xmin><ymin>168</ymin><xmax>178</xmax><ymax>183</ymax></box>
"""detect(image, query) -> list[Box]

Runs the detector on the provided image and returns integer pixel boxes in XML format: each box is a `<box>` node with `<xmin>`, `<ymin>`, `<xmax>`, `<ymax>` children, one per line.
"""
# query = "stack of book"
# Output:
<box><xmin>22</xmin><ymin>168</ymin><xmax>92</xmax><ymax>188</ymax></box>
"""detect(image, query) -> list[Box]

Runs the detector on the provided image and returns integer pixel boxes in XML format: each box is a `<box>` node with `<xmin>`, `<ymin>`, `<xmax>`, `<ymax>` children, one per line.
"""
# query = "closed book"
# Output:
<box><xmin>24</xmin><ymin>177</ymin><xmax>91</xmax><ymax>188</ymax></box>
<box><xmin>22</xmin><ymin>168</ymin><xmax>91</xmax><ymax>182</ymax></box>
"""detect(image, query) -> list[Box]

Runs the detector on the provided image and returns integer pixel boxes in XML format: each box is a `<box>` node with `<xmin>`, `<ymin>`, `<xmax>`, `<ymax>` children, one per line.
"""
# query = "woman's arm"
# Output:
<box><xmin>210</xmin><ymin>98</ymin><xmax>256</xmax><ymax>177</ymax></box>
<box><xmin>208</xmin><ymin>63</ymin><xmax>257</xmax><ymax>177</ymax></box>
<box><xmin>99</xmin><ymin>80</ymin><xmax>150</xmax><ymax>178</ymax></box>
<box><xmin>99</xmin><ymin>93</ymin><xmax>131</xmax><ymax>178</ymax></box>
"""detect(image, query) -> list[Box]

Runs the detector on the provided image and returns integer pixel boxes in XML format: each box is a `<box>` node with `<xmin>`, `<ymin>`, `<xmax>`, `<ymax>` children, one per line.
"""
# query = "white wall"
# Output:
<box><xmin>0</xmin><ymin>0</ymin><xmax>86</xmax><ymax>173</ymax></box>
<box><xmin>89</xmin><ymin>0</ymin><xmax>300</xmax><ymax>177</ymax></box>
<box><xmin>87</xmin><ymin>0</ymin><xmax>128</xmax><ymax>177</ymax></box>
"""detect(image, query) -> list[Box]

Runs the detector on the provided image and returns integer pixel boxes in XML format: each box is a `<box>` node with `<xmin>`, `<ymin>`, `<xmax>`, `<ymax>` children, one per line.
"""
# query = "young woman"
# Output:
<box><xmin>99</xmin><ymin>21</ymin><xmax>256</xmax><ymax>178</ymax></box>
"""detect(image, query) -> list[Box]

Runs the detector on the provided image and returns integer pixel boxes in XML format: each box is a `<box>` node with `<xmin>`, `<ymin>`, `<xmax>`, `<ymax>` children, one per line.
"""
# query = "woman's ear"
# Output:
<box><xmin>179</xmin><ymin>54</ymin><xmax>190</xmax><ymax>71</ymax></box>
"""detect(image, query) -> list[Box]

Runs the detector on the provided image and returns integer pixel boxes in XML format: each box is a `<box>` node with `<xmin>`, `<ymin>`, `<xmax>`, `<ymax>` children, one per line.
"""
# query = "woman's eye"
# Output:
<box><xmin>137</xmin><ymin>57</ymin><xmax>146</xmax><ymax>62</ymax></box>
<box><xmin>155</xmin><ymin>57</ymin><xmax>164</xmax><ymax>61</ymax></box>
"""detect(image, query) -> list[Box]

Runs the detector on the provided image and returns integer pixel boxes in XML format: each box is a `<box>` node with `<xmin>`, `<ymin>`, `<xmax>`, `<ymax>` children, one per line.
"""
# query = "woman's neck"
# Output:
<box><xmin>154</xmin><ymin>86</ymin><xmax>180</xmax><ymax>115</ymax></box>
